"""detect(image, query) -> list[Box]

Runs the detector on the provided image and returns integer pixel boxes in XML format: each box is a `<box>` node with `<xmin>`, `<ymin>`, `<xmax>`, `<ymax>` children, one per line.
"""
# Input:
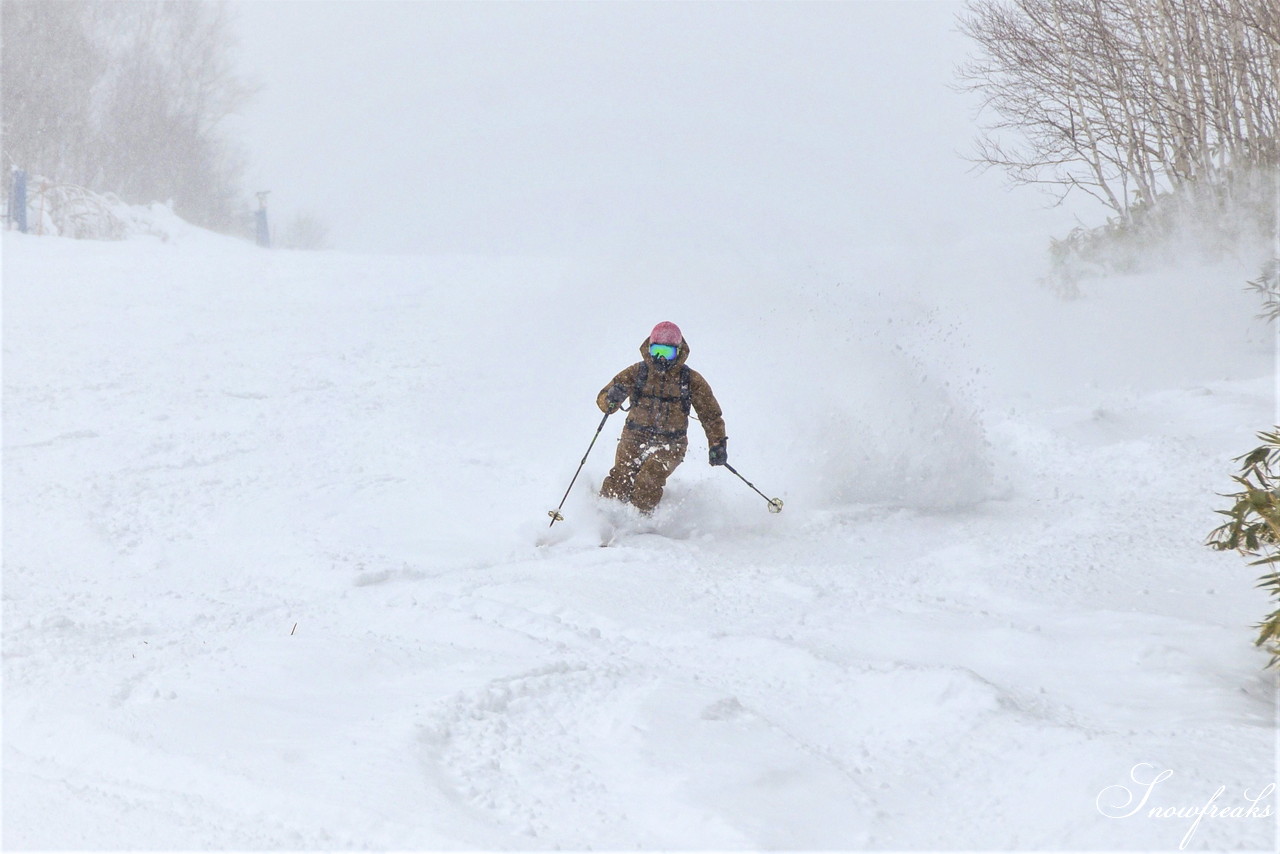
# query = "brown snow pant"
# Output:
<box><xmin>600</xmin><ymin>428</ymin><xmax>688</xmax><ymax>514</ymax></box>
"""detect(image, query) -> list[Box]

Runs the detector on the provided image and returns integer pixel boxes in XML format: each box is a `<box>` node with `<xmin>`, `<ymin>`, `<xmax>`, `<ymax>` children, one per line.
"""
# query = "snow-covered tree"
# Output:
<box><xmin>1</xmin><ymin>0</ymin><xmax>257</xmax><ymax>232</ymax></box>
<box><xmin>1</xmin><ymin>1</ymin><xmax>103</xmax><ymax>184</ymax></box>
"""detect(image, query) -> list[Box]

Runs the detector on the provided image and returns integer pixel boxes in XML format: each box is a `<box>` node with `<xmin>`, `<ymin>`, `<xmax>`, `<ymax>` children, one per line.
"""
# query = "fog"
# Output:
<box><xmin>229</xmin><ymin>0</ymin><xmax>1093</xmax><ymax>258</ymax></box>
<box><xmin>7</xmin><ymin>4</ymin><xmax>1275</xmax><ymax>846</ymax></box>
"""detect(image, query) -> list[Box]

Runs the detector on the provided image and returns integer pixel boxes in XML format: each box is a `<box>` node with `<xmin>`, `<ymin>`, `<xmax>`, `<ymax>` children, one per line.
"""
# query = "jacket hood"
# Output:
<box><xmin>640</xmin><ymin>336</ymin><xmax>690</xmax><ymax>368</ymax></box>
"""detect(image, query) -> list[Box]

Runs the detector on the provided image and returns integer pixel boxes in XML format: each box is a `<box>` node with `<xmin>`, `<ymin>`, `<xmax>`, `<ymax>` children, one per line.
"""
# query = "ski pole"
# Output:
<box><xmin>548</xmin><ymin>411</ymin><xmax>612</xmax><ymax>526</ymax></box>
<box><xmin>724</xmin><ymin>463</ymin><xmax>784</xmax><ymax>513</ymax></box>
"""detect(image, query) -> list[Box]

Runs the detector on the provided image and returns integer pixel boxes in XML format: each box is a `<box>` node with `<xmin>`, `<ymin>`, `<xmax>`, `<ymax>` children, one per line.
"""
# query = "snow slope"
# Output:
<box><xmin>2</xmin><ymin>227</ymin><xmax>1276</xmax><ymax>850</ymax></box>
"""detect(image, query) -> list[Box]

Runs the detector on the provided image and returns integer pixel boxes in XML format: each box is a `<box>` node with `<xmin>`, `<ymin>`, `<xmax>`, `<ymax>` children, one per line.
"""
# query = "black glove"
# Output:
<box><xmin>709</xmin><ymin>438</ymin><xmax>728</xmax><ymax>466</ymax></box>
<box><xmin>604</xmin><ymin>385</ymin><xmax>627</xmax><ymax>413</ymax></box>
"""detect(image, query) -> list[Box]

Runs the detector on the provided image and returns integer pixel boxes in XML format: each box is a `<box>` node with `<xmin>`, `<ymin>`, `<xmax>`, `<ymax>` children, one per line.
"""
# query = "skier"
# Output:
<box><xmin>596</xmin><ymin>321</ymin><xmax>727</xmax><ymax>514</ymax></box>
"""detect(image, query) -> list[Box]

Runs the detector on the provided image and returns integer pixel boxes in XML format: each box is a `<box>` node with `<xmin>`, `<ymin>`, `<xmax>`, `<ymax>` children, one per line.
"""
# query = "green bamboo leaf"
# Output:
<box><xmin>1211</xmin><ymin>429</ymin><xmax>1280</xmax><ymax>669</ymax></box>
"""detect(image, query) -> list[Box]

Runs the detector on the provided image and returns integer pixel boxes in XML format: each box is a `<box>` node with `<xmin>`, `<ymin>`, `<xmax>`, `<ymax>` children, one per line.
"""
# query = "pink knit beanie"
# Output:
<box><xmin>650</xmin><ymin>321</ymin><xmax>682</xmax><ymax>345</ymax></box>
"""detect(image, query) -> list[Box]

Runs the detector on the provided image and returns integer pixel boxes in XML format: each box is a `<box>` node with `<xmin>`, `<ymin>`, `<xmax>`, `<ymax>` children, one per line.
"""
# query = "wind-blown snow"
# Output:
<box><xmin>2</xmin><ymin>225</ymin><xmax>1276</xmax><ymax>850</ymax></box>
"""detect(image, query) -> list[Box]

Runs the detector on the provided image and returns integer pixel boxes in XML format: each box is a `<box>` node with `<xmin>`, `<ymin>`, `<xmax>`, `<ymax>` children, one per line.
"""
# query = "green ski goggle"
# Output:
<box><xmin>649</xmin><ymin>343</ymin><xmax>678</xmax><ymax>360</ymax></box>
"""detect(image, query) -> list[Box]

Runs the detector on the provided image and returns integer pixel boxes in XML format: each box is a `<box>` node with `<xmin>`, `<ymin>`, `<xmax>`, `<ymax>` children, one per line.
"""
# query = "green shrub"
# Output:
<box><xmin>1207</xmin><ymin>430</ymin><xmax>1280</xmax><ymax>668</ymax></box>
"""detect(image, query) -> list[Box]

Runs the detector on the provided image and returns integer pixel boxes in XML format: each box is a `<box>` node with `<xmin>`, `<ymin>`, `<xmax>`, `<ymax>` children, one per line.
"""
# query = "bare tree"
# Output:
<box><xmin>1</xmin><ymin>0</ymin><xmax>257</xmax><ymax>232</ymax></box>
<box><xmin>1</xmin><ymin>0</ymin><xmax>103</xmax><ymax>182</ymax></box>
<box><xmin>958</xmin><ymin>0</ymin><xmax>1278</xmax><ymax>221</ymax></box>
<box><xmin>90</xmin><ymin>0</ymin><xmax>258</xmax><ymax>230</ymax></box>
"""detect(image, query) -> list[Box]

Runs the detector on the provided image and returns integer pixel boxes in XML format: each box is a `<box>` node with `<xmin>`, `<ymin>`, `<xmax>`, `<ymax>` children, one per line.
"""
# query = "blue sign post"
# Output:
<box><xmin>9</xmin><ymin>168</ymin><xmax>28</xmax><ymax>233</ymax></box>
<box><xmin>255</xmin><ymin>190</ymin><xmax>271</xmax><ymax>247</ymax></box>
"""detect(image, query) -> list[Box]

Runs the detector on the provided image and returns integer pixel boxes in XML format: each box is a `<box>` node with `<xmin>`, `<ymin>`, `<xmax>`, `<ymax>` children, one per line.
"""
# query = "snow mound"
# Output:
<box><xmin>10</xmin><ymin>177</ymin><xmax>247</xmax><ymax>248</ymax></box>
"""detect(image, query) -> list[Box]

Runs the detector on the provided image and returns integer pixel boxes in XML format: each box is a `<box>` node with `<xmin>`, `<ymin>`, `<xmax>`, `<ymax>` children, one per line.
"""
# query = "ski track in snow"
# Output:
<box><xmin>2</xmin><ymin>233</ymin><xmax>1276</xmax><ymax>850</ymax></box>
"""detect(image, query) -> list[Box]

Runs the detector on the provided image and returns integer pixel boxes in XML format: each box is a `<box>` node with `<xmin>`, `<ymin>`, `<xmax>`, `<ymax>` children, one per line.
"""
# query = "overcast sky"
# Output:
<box><xmin>228</xmin><ymin>0</ymin><xmax>1091</xmax><ymax>257</ymax></box>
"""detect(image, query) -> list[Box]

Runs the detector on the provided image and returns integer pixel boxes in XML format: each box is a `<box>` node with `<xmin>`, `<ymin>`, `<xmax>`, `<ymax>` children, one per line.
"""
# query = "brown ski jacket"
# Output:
<box><xmin>596</xmin><ymin>337</ymin><xmax>727</xmax><ymax>447</ymax></box>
